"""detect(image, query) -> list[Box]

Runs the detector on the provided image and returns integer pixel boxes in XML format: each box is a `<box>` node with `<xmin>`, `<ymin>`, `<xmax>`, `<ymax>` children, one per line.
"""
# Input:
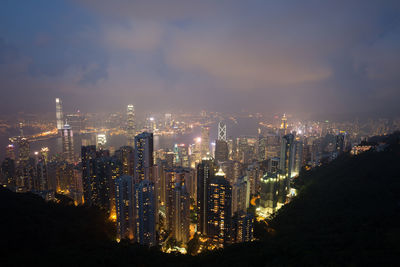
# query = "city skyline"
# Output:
<box><xmin>1</xmin><ymin>1</ymin><xmax>400</xmax><ymax>263</ymax></box>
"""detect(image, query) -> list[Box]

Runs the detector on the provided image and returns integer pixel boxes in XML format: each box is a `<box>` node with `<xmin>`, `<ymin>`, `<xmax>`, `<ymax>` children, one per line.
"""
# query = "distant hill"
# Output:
<box><xmin>1</xmin><ymin>133</ymin><xmax>399</xmax><ymax>266</ymax></box>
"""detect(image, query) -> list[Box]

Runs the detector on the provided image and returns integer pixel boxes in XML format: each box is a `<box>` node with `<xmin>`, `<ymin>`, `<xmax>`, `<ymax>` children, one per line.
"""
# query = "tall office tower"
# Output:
<box><xmin>126</xmin><ymin>104</ymin><xmax>135</xmax><ymax>147</ymax></box>
<box><xmin>55</xmin><ymin>161</ymin><xmax>74</xmax><ymax>194</ymax></box>
<box><xmin>40</xmin><ymin>147</ymin><xmax>49</xmax><ymax>163</ymax></box>
<box><xmin>232</xmin><ymin>212</ymin><xmax>254</xmax><ymax>243</ymax></box>
<box><xmin>218</xmin><ymin>121</ymin><xmax>226</xmax><ymax>141</ymax></box>
<box><xmin>70</xmin><ymin>164</ymin><xmax>84</xmax><ymax>205</ymax></box>
<box><xmin>81</xmin><ymin>145</ymin><xmax>98</xmax><ymax>205</ymax></box>
<box><xmin>173</xmin><ymin>144</ymin><xmax>190</xmax><ymax>168</ymax></box>
<box><xmin>257</xmin><ymin>134</ymin><xmax>267</xmax><ymax>162</ymax></box>
<box><xmin>215</xmin><ymin>140</ymin><xmax>229</xmax><ymax>163</ymax></box>
<box><xmin>62</xmin><ymin>123</ymin><xmax>74</xmax><ymax>163</ymax></box>
<box><xmin>6</xmin><ymin>144</ymin><xmax>16</xmax><ymax>160</ymax></box>
<box><xmin>207</xmin><ymin>169</ymin><xmax>232</xmax><ymax>247</ymax></box>
<box><xmin>259</xmin><ymin>172</ymin><xmax>279</xmax><ymax>216</ymax></box>
<box><xmin>280</xmin><ymin>114</ymin><xmax>288</xmax><ymax>135</ymax></box>
<box><xmin>232</xmin><ymin>176</ymin><xmax>250</xmax><ymax>216</ymax></box>
<box><xmin>197</xmin><ymin>159</ymin><xmax>215</xmax><ymax>235</ymax></box>
<box><xmin>293</xmin><ymin>139</ymin><xmax>303</xmax><ymax>177</ymax></box>
<box><xmin>134</xmin><ymin>132</ymin><xmax>154</xmax><ymax>181</ymax></box>
<box><xmin>201</xmin><ymin>126</ymin><xmax>210</xmax><ymax>158</ymax></box>
<box><xmin>96</xmin><ymin>134</ymin><xmax>107</xmax><ymax>150</ymax></box>
<box><xmin>1</xmin><ymin>158</ymin><xmax>16</xmax><ymax>187</ymax></box>
<box><xmin>134</xmin><ymin>180</ymin><xmax>156</xmax><ymax>247</ymax></box>
<box><xmin>280</xmin><ymin>134</ymin><xmax>295</xmax><ymax>178</ymax></box>
<box><xmin>18</xmin><ymin>138</ymin><xmax>30</xmax><ymax>165</ymax></box>
<box><xmin>166</xmin><ymin>181</ymin><xmax>190</xmax><ymax>243</ymax></box>
<box><xmin>115</xmin><ymin>175</ymin><xmax>134</xmax><ymax>240</ymax></box>
<box><xmin>55</xmin><ymin>98</ymin><xmax>64</xmax><ymax>131</ymax></box>
<box><xmin>34</xmin><ymin>156</ymin><xmax>48</xmax><ymax>191</ymax></box>
<box><xmin>246</xmin><ymin>162</ymin><xmax>262</xmax><ymax>195</ymax></box>
<box><xmin>115</xmin><ymin>146</ymin><xmax>134</xmax><ymax>176</ymax></box>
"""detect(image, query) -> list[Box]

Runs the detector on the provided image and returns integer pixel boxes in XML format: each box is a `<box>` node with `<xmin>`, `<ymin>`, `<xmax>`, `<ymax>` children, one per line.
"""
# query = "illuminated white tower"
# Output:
<box><xmin>55</xmin><ymin>98</ymin><xmax>63</xmax><ymax>131</ymax></box>
<box><xmin>127</xmin><ymin>104</ymin><xmax>135</xmax><ymax>147</ymax></box>
<box><xmin>62</xmin><ymin>122</ymin><xmax>74</xmax><ymax>163</ymax></box>
<box><xmin>201</xmin><ymin>126</ymin><xmax>210</xmax><ymax>158</ymax></box>
<box><xmin>218</xmin><ymin>121</ymin><xmax>226</xmax><ymax>141</ymax></box>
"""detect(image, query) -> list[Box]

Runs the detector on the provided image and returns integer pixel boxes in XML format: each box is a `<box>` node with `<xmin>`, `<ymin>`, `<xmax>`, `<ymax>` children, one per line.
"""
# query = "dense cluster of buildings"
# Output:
<box><xmin>0</xmin><ymin>98</ymin><xmax>395</xmax><ymax>253</ymax></box>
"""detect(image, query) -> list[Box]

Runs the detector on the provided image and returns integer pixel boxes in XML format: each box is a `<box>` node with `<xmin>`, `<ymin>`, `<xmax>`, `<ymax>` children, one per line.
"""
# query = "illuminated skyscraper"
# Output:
<box><xmin>197</xmin><ymin>159</ymin><xmax>215</xmax><ymax>235</ymax></box>
<box><xmin>34</xmin><ymin>155</ymin><xmax>48</xmax><ymax>192</ymax></box>
<box><xmin>127</xmin><ymin>104</ymin><xmax>135</xmax><ymax>147</ymax></box>
<box><xmin>215</xmin><ymin>140</ymin><xmax>229</xmax><ymax>163</ymax></box>
<box><xmin>201</xmin><ymin>126</ymin><xmax>210</xmax><ymax>158</ymax></box>
<box><xmin>40</xmin><ymin>147</ymin><xmax>49</xmax><ymax>163</ymax></box>
<box><xmin>115</xmin><ymin>146</ymin><xmax>134</xmax><ymax>176</ymax></box>
<box><xmin>207</xmin><ymin>169</ymin><xmax>232</xmax><ymax>247</ymax></box>
<box><xmin>55</xmin><ymin>98</ymin><xmax>64</xmax><ymax>131</ymax></box>
<box><xmin>6</xmin><ymin>144</ymin><xmax>15</xmax><ymax>160</ymax></box>
<box><xmin>134</xmin><ymin>180</ymin><xmax>156</xmax><ymax>247</ymax></box>
<box><xmin>62</xmin><ymin>123</ymin><xmax>74</xmax><ymax>163</ymax></box>
<box><xmin>115</xmin><ymin>175</ymin><xmax>134</xmax><ymax>240</ymax></box>
<box><xmin>166</xmin><ymin>179</ymin><xmax>190</xmax><ymax>244</ymax></box>
<box><xmin>280</xmin><ymin>114</ymin><xmax>288</xmax><ymax>135</ymax></box>
<box><xmin>232</xmin><ymin>212</ymin><xmax>254</xmax><ymax>243</ymax></box>
<box><xmin>232</xmin><ymin>176</ymin><xmax>250</xmax><ymax>216</ymax></box>
<box><xmin>218</xmin><ymin>122</ymin><xmax>226</xmax><ymax>141</ymax></box>
<box><xmin>259</xmin><ymin>172</ymin><xmax>279</xmax><ymax>216</ymax></box>
<box><xmin>134</xmin><ymin>132</ymin><xmax>153</xmax><ymax>181</ymax></box>
<box><xmin>280</xmin><ymin>134</ymin><xmax>295</xmax><ymax>179</ymax></box>
<box><xmin>96</xmin><ymin>133</ymin><xmax>107</xmax><ymax>150</ymax></box>
<box><xmin>173</xmin><ymin>144</ymin><xmax>189</xmax><ymax>168</ymax></box>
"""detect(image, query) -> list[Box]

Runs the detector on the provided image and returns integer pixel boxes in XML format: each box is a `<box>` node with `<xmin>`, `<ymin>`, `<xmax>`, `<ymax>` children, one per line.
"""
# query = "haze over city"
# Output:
<box><xmin>1</xmin><ymin>1</ymin><xmax>400</xmax><ymax>266</ymax></box>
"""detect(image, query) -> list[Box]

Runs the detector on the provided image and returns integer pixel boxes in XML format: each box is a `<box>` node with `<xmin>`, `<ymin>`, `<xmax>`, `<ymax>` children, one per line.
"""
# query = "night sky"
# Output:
<box><xmin>1</xmin><ymin>0</ymin><xmax>399</xmax><ymax>116</ymax></box>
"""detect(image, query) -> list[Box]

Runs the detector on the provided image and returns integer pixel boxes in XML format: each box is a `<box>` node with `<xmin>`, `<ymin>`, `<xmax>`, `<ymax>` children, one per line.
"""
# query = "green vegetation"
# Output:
<box><xmin>1</xmin><ymin>133</ymin><xmax>399</xmax><ymax>266</ymax></box>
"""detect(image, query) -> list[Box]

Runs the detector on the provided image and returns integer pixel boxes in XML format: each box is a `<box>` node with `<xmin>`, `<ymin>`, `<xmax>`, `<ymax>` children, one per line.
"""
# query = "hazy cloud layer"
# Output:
<box><xmin>0</xmin><ymin>0</ymin><xmax>399</xmax><ymax>117</ymax></box>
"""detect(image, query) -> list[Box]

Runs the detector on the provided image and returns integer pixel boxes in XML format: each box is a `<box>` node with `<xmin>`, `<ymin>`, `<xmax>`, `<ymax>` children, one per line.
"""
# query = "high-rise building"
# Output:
<box><xmin>18</xmin><ymin>138</ymin><xmax>30</xmax><ymax>165</ymax></box>
<box><xmin>173</xmin><ymin>144</ymin><xmax>190</xmax><ymax>168</ymax></box>
<box><xmin>134</xmin><ymin>180</ymin><xmax>156</xmax><ymax>247</ymax></box>
<box><xmin>81</xmin><ymin>145</ymin><xmax>112</xmax><ymax>210</ymax></box>
<box><xmin>207</xmin><ymin>169</ymin><xmax>232</xmax><ymax>247</ymax></box>
<box><xmin>55</xmin><ymin>98</ymin><xmax>64</xmax><ymax>131</ymax></box>
<box><xmin>280</xmin><ymin>134</ymin><xmax>295</xmax><ymax>179</ymax></box>
<box><xmin>96</xmin><ymin>133</ymin><xmax>107</xmax><ymax>150</ymax></box>
<box><xmin>232</xmin><ymin>212</ymin><xmax>254</xmax><ymax>243</ymax></box>
<box><xmin>166</xmin><ymin>180</ymin><xmax>190</xmax><ymax>244</ymax></box>
<box><xmin>197</xmin><ymin>159</ymin><xmax>215</xmax><ymax>235</ymax></box>
<box><xmin>280</xmin><ymin>114</ymin><xmax>288</xmax><ymax>136</ymax></box>
<box><xmin>257</xmin><ymin>134</ymin><xmax>267</xmax><ymax>161</ymax></box>
<box><xmin>62</xmin><ymin>123</ymin><xmax>74</xmax><ymax>163</ymax></box>
<box><xmin>115</xmin><ymin>146</ymin><xmax>134</xmax><ymax>176</ymax></box>
<box><xmin>40</xmin><ymin>147</ymin><xmax>49</xmax><ymax>163</ymax></box>
<box><xmin>259</xmin><ymin>172</ymin><xmax>279</xmax><ymax>216</ymax></box>
<box><xmin>5</xmin><ymin>144</ymin><xmax>15</xmax><ymax>161</ymax></box>
<box><xmin>127</xmin><ymin>104</ymin><xmax>135</xmax><ymax>147</ymax></box>
<box><xmin>1</xmin><ymin>158</ymin><xmax>16</xmax><ymax>187</ymax></box>
<box><xmin>201</xmin><ymin>126</ymin><xmax>210</xmax><ymax>158</ymax></box>
<box><xmin>134</xmin><ymin>132</ymin><xmax>153</xmax><ymax>181</ymax></box>
<box><xmin>232</xmin><ymin>175</ymin><xmax>250</xmax><ymax>216</ymax></box>
<box><xmin>215</xmin><ymin>140</ymin><xmax>229</xmax><ymax>163</ymax></box>
<box><xmin>115</xmin><ymin>175</ymin><xmax>134</xmax><ymax>240</ymax></box>
<box><xmin>218</xmin><ymin>121</ymin><xmax>226</xmax><ymax>141</ymax></box>
<box><xmin>34</xmin><ymin>156</ymin><xmax>48</xmax><ymax>191</ymax></box>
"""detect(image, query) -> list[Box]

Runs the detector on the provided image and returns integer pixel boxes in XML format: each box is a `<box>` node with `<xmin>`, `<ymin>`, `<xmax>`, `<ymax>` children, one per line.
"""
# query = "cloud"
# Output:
<box><xmin>104</xmin><ymin>21</ymin><xmax>165</xmax><ymax>52</ymax></box>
